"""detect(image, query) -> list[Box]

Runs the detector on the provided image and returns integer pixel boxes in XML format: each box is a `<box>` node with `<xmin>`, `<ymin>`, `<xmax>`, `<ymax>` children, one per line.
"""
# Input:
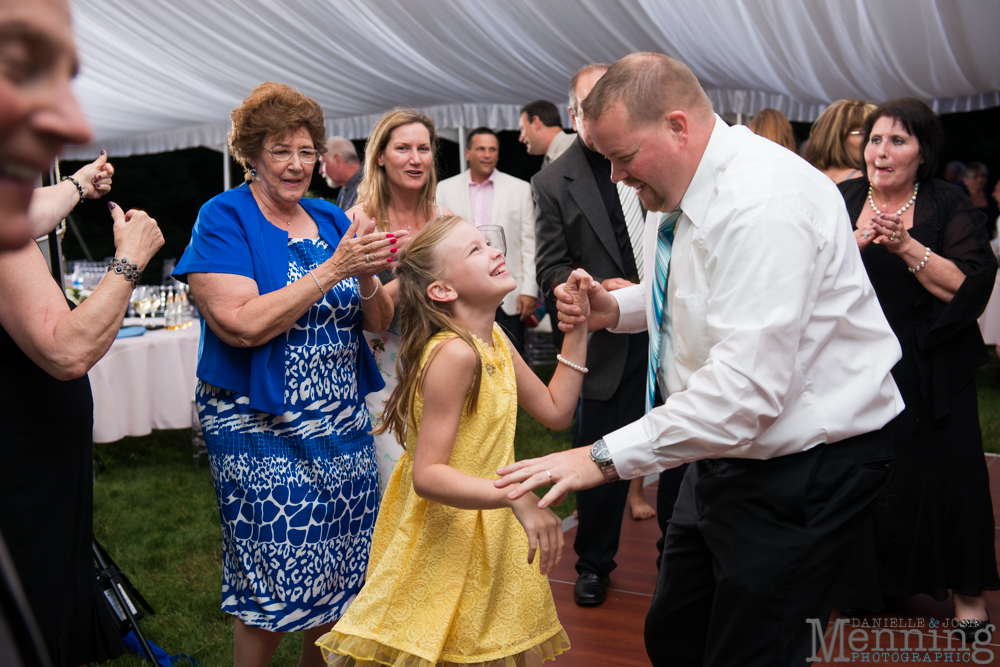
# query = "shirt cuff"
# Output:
<box><xmin>603</xmin><ymin>416</ymin><xmax>685</xmax><ymax>478</ymax></box>
<box><xmin>608</xmin><ymin>284</ymin><xmax>647</xmax><ymax>333</ymax></box>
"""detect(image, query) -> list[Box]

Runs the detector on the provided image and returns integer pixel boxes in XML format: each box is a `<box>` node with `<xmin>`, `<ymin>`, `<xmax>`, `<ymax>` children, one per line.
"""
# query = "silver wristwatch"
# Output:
<box><xmin>589</xmin><ymin>439</ymin><xmax>620</xmax><ymax>483</ymax></box>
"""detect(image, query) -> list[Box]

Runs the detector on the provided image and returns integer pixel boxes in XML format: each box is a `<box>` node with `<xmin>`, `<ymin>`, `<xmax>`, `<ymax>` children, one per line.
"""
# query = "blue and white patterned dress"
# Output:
<box><xmin>196</xmin><ymin>237</ymin><xmax>379</xmax><ymax>632</ymax></box>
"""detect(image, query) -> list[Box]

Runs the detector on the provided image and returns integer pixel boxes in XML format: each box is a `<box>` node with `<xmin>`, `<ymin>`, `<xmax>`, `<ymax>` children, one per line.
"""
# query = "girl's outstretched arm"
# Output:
<box><xmin>513</xmin><ymin>269</ymin><xmax>591</xmax><ymax>430</ymax></box>
<box><xmin>411</xmin><ymin>337</ymin><xmax>564</xmax><ymax>573</ymax></box>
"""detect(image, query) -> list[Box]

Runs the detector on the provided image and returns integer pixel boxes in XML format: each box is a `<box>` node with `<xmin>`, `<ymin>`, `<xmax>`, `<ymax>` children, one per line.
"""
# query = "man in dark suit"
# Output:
<box><xmin>533</xmin><ymin>63</ymin><xmax>651</xmax><ymax>606</ymax></box>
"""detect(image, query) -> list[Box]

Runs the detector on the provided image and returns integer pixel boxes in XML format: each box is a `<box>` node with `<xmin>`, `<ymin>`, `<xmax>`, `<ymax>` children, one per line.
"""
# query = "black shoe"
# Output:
<box><xmin>574</xmin><ymin>571</ymin><xmax>609</xmax><ymax>606</ymax></box>
<box><xmin>955</xmin><ymin>617</ymin><xmax>992</xmax><ymax>643</ymax></box>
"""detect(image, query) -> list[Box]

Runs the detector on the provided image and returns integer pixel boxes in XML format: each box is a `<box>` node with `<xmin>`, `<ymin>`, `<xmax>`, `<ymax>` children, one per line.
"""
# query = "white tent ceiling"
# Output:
<box><xmin>63</xmin><ymin>0</ymin><xmax>1000</xmax><ymax>160</ymax></box>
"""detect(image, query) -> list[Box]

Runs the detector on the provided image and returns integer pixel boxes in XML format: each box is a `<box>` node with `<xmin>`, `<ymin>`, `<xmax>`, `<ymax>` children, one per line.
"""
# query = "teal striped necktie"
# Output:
<box><xmin>647</xmin><ymin>209</ymin><xmax>681</xmax><ymax>414</ymax></box>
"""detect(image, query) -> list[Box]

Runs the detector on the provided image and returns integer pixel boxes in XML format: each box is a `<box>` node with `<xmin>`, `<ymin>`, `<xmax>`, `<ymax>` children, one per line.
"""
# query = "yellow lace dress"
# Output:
<box><xmin>317</xmin><ymin>325</ymin><xmax>570</xmax><ymax>667</ymax></box>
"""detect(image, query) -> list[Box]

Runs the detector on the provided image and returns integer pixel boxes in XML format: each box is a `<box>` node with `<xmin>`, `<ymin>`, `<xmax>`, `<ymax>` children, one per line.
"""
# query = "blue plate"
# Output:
<box><xmin>116</xmin><ymin>325</ymin><xmax>147</xmax><ymax>339</ymax></box>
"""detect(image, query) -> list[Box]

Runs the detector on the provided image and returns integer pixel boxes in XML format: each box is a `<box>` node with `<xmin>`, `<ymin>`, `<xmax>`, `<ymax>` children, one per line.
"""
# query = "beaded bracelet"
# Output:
<box><xmin>556</xmin><ymin>353</ymin><xmax>589</xmax><ymax>374</ymax></box>
<box><xmin>308</xmin><ymin>269</ymin><xmax>326</xmax><ymax>295</ymax></box>
<box><xmin>61</xmin><ymin>174</ymin><xmax>85</xmax><ymax>206</ymax></box>
<box><xmin>908</xmin><ymin>246</ymin><xmax>931</xmax><ymax>273</ymax></box>
<box><xmin>359</xmin><ymin>276</ymin><xmax>381</xmax><ymax>301</ymax></box>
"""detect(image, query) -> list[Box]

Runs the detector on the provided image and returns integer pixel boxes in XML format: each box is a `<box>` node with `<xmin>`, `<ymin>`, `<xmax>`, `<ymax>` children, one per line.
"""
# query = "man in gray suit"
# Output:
<box><xmin>321</xmin><ymin>136</ymin><xmax>363</xmax><ymax>211</ymax></box>
<box><xmin>533</xmin><ymin>64</ymin><xmax>650</xmax><ymax>606</ymax></box>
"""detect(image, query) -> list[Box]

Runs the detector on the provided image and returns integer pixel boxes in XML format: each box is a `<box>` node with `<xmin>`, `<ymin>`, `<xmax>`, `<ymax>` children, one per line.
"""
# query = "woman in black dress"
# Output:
<box><xmin>0</xmin><ymin>6</ymin><xmax>164</xmax><ymax>663</ymax></box>
<box><xmin>838</xmin><ymin>99</ymin><xmax>999</xmax><ymax>635</ymax></box>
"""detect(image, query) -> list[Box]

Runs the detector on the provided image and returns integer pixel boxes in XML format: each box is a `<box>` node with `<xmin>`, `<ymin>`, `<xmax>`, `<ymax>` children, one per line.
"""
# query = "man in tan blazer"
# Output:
<box><xmin>437</xmin><ymin>127</ymin><xmax>538</xmax><ymax>352</ymax></box>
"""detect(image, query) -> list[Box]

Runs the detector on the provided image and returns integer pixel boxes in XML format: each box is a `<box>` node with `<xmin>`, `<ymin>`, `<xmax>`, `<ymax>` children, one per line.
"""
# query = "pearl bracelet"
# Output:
<box><xmin>908</xmin><ymin>246</ymin><xmax>930</xmax><ymax>273</ymax></box>
<box><xmin>359</xmin><ymin>276</ymin><xmax>380</xmax><ymax>301</ymax></box>
<box><xmin>556</xmin><ymin>354</ymin><xmax>589</xmax><ymax>374</ymax></box>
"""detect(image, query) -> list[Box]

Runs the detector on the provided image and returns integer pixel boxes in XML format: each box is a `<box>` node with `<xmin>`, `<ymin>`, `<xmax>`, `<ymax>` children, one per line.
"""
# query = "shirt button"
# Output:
<box><xmin>633</xmin><ymin>468</ymin><xmax>642</xmax><ymax>476</ymax></box>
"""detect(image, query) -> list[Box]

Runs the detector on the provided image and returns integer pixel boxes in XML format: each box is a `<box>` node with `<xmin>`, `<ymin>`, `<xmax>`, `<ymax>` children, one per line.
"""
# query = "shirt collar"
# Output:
<box><xmin>466</xmin><ymin>168</ymin><xmax>496</xmax><ymax>186</ymax></box>
<box><xmin>679</xmin><ymin>115</ymin><xmax>732</xmax><ymax>229</ymax></box>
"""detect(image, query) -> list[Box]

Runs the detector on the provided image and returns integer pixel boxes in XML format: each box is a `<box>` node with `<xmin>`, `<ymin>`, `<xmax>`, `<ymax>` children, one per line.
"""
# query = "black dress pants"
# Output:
<box><xmin>572</xmin><ymin>332</ymin><xmax>647</xmax><ymax>576</ymax></box>
<box><xmin>645</xmin><ymin>428</ymin><xmax>894</xmax><ymax>667</ymax></box>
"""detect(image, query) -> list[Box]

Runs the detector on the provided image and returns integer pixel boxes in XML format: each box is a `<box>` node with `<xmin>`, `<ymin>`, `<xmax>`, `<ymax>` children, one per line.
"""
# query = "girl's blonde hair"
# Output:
<box><xmin>373</xmin><ymin>215</ymin><xmax>485</xmax><ymax>446</ymax></box>
<box><xmin>356</xmin><ymin>108</ymin><xmax>439</xmax><ymax>232</ymax></box>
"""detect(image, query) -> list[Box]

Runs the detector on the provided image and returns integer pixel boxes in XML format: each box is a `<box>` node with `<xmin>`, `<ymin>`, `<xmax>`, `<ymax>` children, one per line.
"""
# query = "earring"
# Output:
<box><xmin>250</xmin><ymin>168</ymin><xmax>258</xmax><ymax>179</ymax></box>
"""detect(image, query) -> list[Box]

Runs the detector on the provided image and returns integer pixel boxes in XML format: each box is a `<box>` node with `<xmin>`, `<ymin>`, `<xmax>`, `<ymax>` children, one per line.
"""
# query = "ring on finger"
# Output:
<box><xmin>863</xmin><ymin>230</ymin><xmax>870</xmax><ymax>240</ymax></box>
<box><xmin>365</xmin><ymin>253</ymin><xmax>371</xmax><ymax>264</ymax></box>
<box><xmin>890</xmin><ymin>232</ymin><xmax>896</xmax><ymax>241</ymax></box>
<box><xmin>545</xmin><ymin>470</ymin><xmax>552</xmax><ymax>481</ymax></box>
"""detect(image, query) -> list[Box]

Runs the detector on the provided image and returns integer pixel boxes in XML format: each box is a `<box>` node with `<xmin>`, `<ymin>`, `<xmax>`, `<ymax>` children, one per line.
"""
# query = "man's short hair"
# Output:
<box><xmin>326</xmin><ymin>136</ymin><xmax>360</xmax><ymax>163</ymax></box>
<box><xmin>582</xmin><ymin>52</ymin><xmax>713</xmax><ymax>127</ymax></box>
<box><xmin>466</xmin><ymin>126</ymin><xmax>497</xmax><ymax>146</ymax></box>
<box><xmin>568</xmin><ymin>63</ymin><xmax>609</xmax><ymax>115</ymax></box>
<box><xmin>519</xmin><ymin>100</ymin><xmax>562</xmax><ymax>129</ymax></box>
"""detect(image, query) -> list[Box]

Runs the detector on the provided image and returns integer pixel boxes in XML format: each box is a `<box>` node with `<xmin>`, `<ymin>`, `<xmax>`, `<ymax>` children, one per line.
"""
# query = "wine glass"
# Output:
<box><xmin>131</xmin><ymin>286</ymin><xmax>149</xmax><ymax>320</ymax></box>
<box><xmin>478</xmin><ymin>225</ymin><xmax>507</xmax><ymax>256</ymax></box>
<box><xmin>131</xmin><ymin>286</ymin><xmax>159</xmax><ymax>320</ymax></box>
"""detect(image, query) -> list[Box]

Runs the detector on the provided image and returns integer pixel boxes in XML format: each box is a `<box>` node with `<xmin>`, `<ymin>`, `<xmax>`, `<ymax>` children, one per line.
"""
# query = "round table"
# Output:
<box><xmin>88</xmin><ymin>322</ymin><xmax>200</xmax><ymax>443</ymax></box>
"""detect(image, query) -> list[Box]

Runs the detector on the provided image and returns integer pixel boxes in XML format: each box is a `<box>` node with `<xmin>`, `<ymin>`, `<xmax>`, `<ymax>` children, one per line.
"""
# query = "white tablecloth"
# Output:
<box><xmin>89</xmin><ymin>324</ymin><xmax>200</xmax><ymax>443</ymax></box>
<box><xmin>979</xmin><ymin>239</ymin><xmax>1000</xmax><ymax>346</ymax></box>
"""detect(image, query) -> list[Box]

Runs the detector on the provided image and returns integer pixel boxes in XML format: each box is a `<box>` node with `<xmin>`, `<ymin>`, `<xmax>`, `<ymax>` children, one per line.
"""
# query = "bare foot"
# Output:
<box><xmin>628</xmin><ymin>478</ymin><xmax>656</xmax><ymax>521</ymax></box>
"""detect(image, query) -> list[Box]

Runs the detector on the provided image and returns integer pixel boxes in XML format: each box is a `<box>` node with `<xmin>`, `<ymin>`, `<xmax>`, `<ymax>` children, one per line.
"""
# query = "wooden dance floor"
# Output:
<box><xmin>550</xmin><ymin>482</ymin><xmax>660</xmax><ymax>666</ymax></box>
<box><xmin>552</xmin><ymin>455</ymin><xmax>1000</xmax><ymax>665</ymax></box>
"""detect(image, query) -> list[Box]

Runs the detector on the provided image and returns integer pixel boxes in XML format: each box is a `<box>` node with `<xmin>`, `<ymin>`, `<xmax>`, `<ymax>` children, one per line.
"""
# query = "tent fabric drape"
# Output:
<box><xmin>64</xmin><ymin>0</ymin><xmax>1000</xmax><ymax>159</ymax></box>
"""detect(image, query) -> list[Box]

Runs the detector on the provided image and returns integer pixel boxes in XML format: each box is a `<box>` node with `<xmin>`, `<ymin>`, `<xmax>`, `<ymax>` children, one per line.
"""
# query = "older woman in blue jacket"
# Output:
<box><xmin>174</xmin><ymin>82</ymin><xmax>396</xmax><ymax>667</ymax></box>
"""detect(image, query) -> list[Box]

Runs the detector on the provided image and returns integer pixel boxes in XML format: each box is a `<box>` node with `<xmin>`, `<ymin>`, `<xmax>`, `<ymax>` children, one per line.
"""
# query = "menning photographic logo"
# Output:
<box><xmin>807</xmin><ymin>617</ymin><xmax>995</xmax><ymax>664</ymax></box>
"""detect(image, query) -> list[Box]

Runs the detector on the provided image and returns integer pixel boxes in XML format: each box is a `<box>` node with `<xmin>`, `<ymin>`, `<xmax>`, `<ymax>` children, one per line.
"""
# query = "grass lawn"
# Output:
<box><xmin>95</xmin><ymin>360</ymin><xmax>1000</xmax><ymax>665</ymax></box>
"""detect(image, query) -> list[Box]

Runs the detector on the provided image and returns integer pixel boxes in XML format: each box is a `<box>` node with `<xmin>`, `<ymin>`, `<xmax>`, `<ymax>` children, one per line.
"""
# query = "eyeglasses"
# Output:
<box><xmin>263</xmin><ymin>146</ymin><xmax>319</xmax><ymax>163</ymax></box>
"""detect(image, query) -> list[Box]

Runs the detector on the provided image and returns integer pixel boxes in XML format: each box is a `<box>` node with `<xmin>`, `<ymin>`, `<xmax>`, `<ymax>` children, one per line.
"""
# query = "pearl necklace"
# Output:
<box><xmin>868</xmin><ymin>182</ymin><xmax>919</xmax><ymax>217</ymax></box>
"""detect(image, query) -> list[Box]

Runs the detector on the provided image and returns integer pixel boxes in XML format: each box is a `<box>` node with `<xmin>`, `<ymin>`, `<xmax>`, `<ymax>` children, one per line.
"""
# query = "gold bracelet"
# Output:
<box><xmin>308</xmin><ymin>269</ymin><xmax>326</xmax><ymax>295</ymax></box>
<box><xmin>556</xmin><ymin>353</ymin><xmax>588</xmax><ymax>373</ymax></box>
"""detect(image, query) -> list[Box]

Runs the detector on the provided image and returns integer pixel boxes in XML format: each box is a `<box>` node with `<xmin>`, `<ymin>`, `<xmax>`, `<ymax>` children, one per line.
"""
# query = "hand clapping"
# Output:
<box><xmin>870</xmin><ymin>206</ymin><xmax>910</xmax><ymax>254</ymax></box>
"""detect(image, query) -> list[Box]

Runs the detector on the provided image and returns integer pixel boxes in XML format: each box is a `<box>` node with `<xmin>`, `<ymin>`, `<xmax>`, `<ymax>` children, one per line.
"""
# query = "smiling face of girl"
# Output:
<box><xmin>431</xmin><ymin>221</ymin><xmax>517</xmax><ymax>309</ymax></box>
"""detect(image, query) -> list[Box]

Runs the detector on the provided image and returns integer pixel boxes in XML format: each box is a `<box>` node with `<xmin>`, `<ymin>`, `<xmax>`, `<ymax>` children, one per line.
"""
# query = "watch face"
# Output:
<box><xmin>591</xmin><ymin>439</ymin><xmax>610</xmax><ymax>462</ymax></box>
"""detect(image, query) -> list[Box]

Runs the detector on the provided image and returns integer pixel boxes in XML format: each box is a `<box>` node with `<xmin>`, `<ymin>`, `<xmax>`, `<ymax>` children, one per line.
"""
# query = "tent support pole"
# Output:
<box><xmin>457</xmin><ymin>124</ymin><xmax>466</xmax><ymax>173</ymax></box>
<box><xmin>223</xmin><ymin>143</ymin><xmax>231</xmax><ymax>191</ymax></box>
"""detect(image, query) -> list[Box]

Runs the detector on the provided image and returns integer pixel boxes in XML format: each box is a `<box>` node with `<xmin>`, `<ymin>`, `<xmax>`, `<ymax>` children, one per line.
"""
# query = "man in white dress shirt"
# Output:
<box><xmin>437</xmin><ymin>127</ymin><xmax>537</xmax><ymax>352</ymax></box>
<box><xmin>518</xmin><ymin>100</ymin><xmax>576</xmax><ymax>168</ymax></box>
<box><xmin>497</xmin><ymin>53</ymin><xmax>904</xmax><ymax>665</ymax></box>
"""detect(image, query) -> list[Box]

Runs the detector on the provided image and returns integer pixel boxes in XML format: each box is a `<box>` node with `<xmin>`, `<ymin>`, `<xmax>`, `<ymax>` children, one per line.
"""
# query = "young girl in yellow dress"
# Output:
<box><xmin>316</xmin><ymin>215</ymin><xmax>591</xmax><ymax>666</ymax></box>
